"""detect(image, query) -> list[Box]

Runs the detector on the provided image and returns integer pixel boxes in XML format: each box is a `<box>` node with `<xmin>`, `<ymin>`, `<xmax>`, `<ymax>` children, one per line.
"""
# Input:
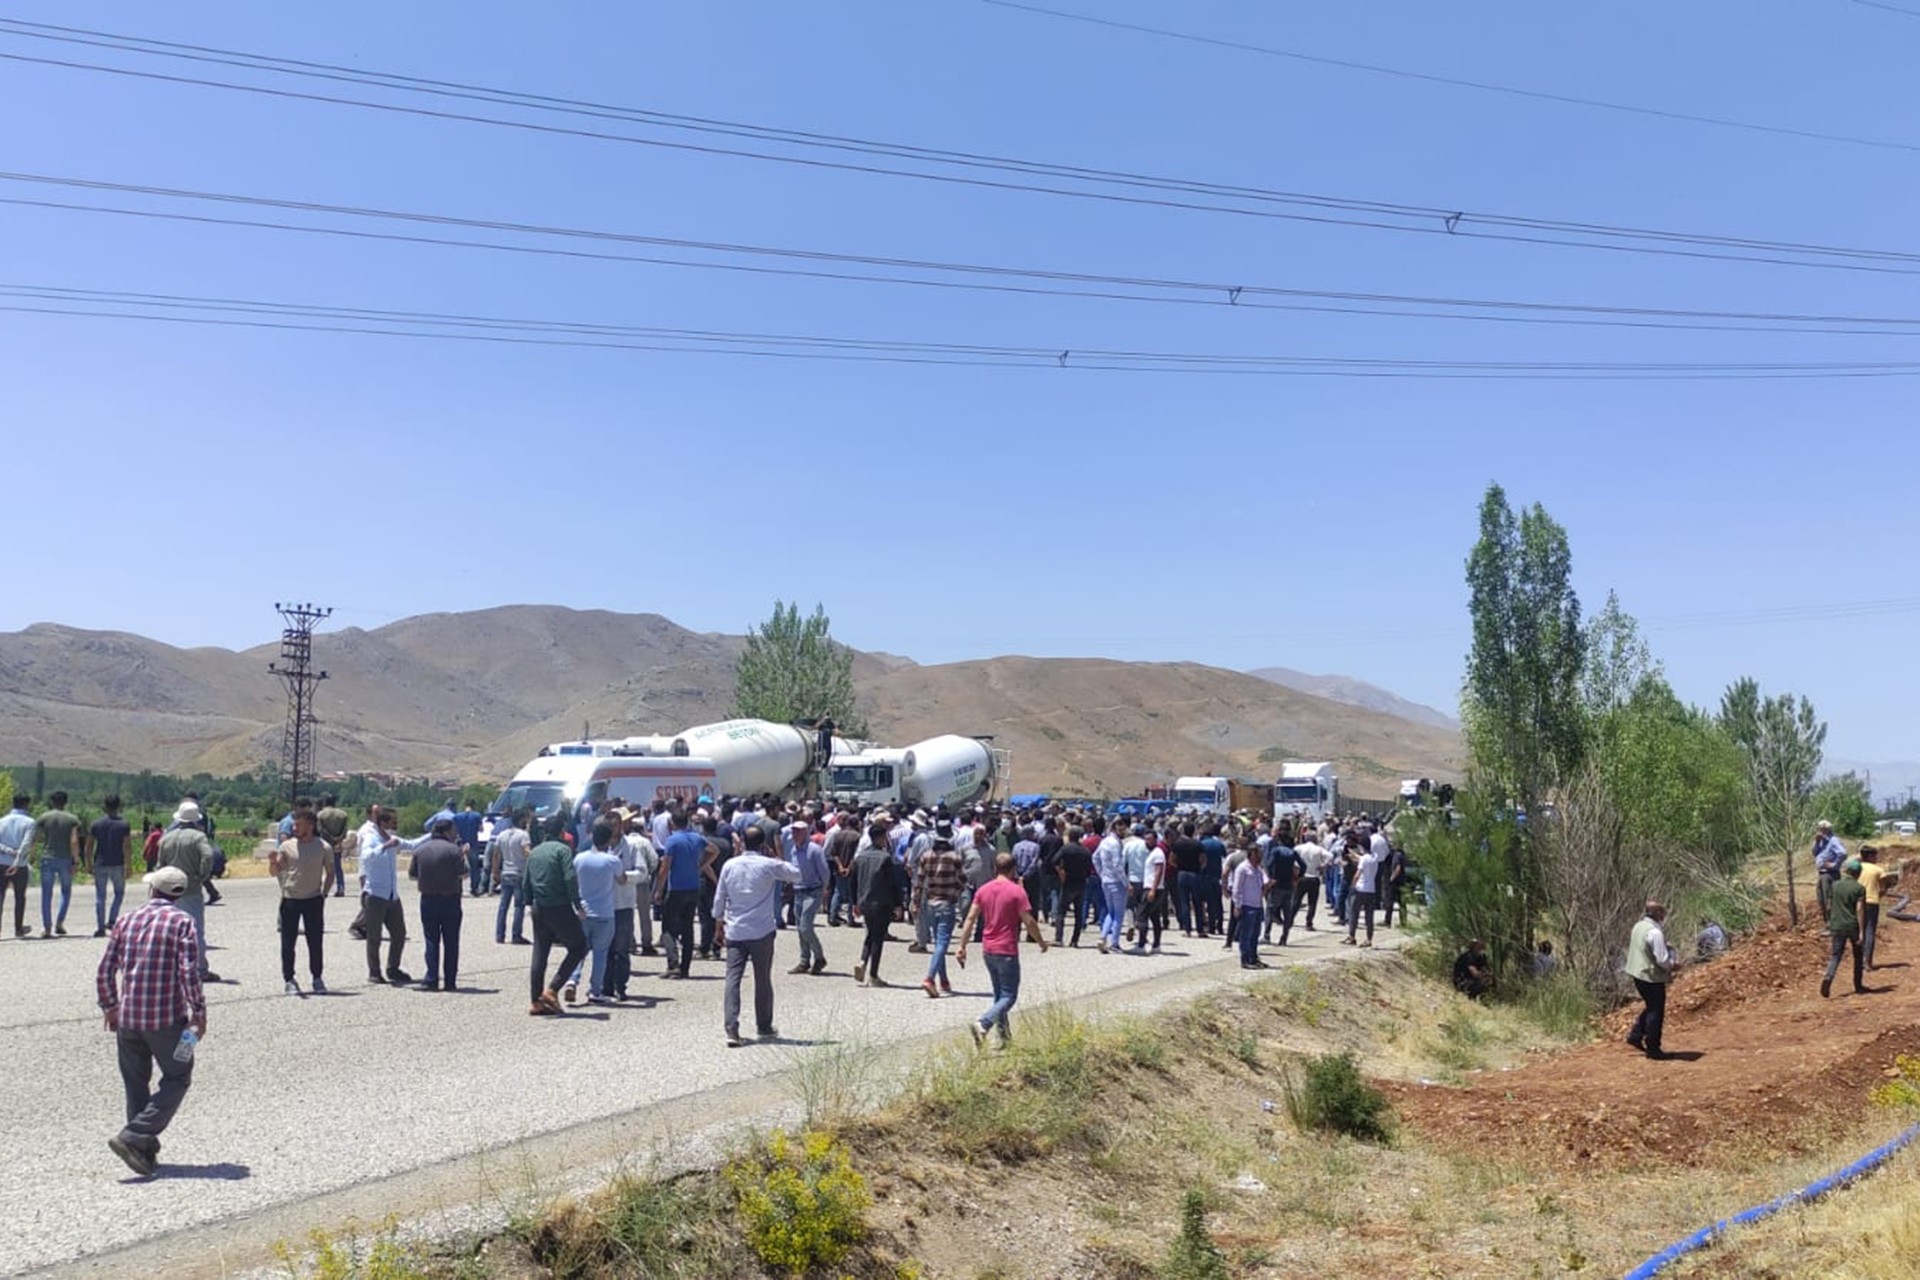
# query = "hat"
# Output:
<box><xmin>935</xmin><ymin>819</ymin><xmax>954</xmax><ymax>839</ymax></box>
<box><xmin>1818</xmin><ymin>819</ymin><xmax>1834</xmax><ymax>831</ymax></box>
<box><xmin>910</xmin><ymin>811</ymin><xmax>929</xmax><ymax>830</ymax></box>
<box><xmin>1845</xmin><ymin>858</ymin><xmax>1863</xmax><ymax>875</ymax></box>
<box><xmin>172</xmin><ymin>801</ymin><xmax>202</xmax><ymax>826</ymax></box>
<box><xmin>144</xmin><ymin>866</ymin><xmax>189</xmax><ymax>897</ymax></box>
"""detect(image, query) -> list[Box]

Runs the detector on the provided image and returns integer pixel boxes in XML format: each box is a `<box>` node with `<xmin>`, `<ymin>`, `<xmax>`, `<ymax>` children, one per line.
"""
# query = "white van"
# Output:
<box><xmin>582</xmin><ymin>756</ymin><xmax>721</xmax><ymax>813</ymax></box>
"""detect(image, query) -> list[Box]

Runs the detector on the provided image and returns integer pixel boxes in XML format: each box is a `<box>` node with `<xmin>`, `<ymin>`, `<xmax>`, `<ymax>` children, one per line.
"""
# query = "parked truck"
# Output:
<box><xmin>826</xmin><ymin>735</ymin><xmax>995</xmax><ymax>811</ymax></box>
<box><xmin>1171</xmin><ymin>776</ymin><xmax>1276</xmax><ymax>818</ymax></box>
<box><xmin>1275</xmin><ymin>762</ymin><xmax>1340</xmax><ymax>825</ymax></box>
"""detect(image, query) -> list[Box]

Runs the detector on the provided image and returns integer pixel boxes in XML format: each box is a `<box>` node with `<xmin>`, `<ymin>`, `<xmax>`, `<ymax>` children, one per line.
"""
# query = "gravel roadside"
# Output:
<box><xmin>3</xmin><ymin>879</ymin><xmax>1400</xmax><ymax>1277</ymax></box>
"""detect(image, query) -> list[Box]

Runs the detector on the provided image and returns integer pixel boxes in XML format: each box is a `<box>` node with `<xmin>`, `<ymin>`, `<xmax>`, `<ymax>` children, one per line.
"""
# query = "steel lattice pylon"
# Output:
<box><xmin>269</xmin><ymin>603</ymin><xmax>330</xmax><ymax>808</ymax></box>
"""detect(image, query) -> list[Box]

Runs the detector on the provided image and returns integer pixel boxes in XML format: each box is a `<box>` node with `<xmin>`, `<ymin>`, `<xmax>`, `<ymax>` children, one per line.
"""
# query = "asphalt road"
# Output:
<box><xmin>0</xmin><ymin>877</ymin><xmax>1396</xmax><ymax>1276</ymax></box>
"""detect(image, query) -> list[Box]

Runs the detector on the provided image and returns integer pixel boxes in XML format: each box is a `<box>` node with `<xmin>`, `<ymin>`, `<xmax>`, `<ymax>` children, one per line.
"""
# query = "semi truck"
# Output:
<box><xmin>1275</xmin><ymin>762</ymin><xmax>1340</xmax><ymax>825</ymax></box>
<box><xmin>1170</xmin><ymin>777</ymin><xmax>1276</xmax><ymax>818</ymax></box>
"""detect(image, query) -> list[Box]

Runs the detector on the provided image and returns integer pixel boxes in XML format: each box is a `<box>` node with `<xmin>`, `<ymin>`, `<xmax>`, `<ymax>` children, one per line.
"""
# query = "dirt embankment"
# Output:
<box><xmin>1390</xmin><ymin>908</ymin><xmax>1920</xmax><ymax>1170</ymax></box>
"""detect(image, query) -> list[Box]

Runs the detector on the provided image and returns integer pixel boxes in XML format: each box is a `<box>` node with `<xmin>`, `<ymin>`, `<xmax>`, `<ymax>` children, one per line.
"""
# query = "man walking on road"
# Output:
<box><xmin>1228</xmin><ymin>843</ymin><xmax>1268</xmax><ymax>969</ymax></box>
<box><xmin>34</xmin><ymin>791</ymin><xmax>82</xmax><ymax>937</ymax></box>
<box><xmin>491</xmin><ymin>808</ymin><xmax>533</xmax><ymax>944</ymax></box>
<box><xmin>565</xmin><ymin>820</ymin><xmax>626</xmax><ymax>1005</ymax></box>
<box><xmin>714</xmin><ymin>825</ymin><xmax>801</xmax><ymax>1046</ymax></box>
<box><xmin>408</xmin><ymin>817</ymin><xmax>467</xmax><ymax>991</ymax></box>
<box><xmin>314</xmin><ymin>794</ymin><xmax>350</xmax><ymax>898</ymax></box>
<box><xmin>655</xmin><ymin>810</ymin><xmax>705</xmax><ymax>980</ymax></box>
<box><xmin>157</xmin><ymin>802</ymin><xmax>218</xmax><ymax>982</ymax></box>
<box><xmin>1823</xmin><ymin>859</ymin><xmax>1869</xmax><ymax>999</ymax></box>
<box><xmin>788</xmin><ymin>814</ymin><xmax>829</xmax><ymax>976</ymax></box>
<box><xmin>0</xmin><ymin>794</ymin><xmax>33</xmax><ymax>938</ymax></box>
<box><xmin>956</xmin><ymin>853</ymin><xmax>1050</xmax><ymax>1048</ymax></box>
<box><xmin>96</xmin><ymin>866</ymin><xmax>207</xmax><ymax>1179</ymax></box>
<box><xmin>269</xmin><ymin>808</ymin><xmax>334</xmax><ymax>994</ymax></box>
<box><xmin>852</xmin><ymin>820</ymin><xmax>901</xmax><ymax>986</ymax></box>
<box><xmin>1625</xmin><ymin>900</ymin><xmax>1678</xmax><ymax>1059</ymax></box>
<box><xmin>525</xmin><ymin>818</ymin><xmax>588</xmax><ymax>1015</ymax></box>
<box><xmin>89</xmin><ymin>796</ymin><xmax>133</xmax><ymax>937</ymax></box>
<box><xmin>357</xmin><ymin>807</ymin><xmax>414</xmax><ymax>986</ymax></box>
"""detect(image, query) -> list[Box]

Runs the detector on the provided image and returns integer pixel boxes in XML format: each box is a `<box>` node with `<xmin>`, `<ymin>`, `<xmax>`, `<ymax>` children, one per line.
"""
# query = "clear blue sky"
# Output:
<box><xmin>6</xmin><ymin>1</ymin><xmax>1919</xmax><ymax>765</ymax></box>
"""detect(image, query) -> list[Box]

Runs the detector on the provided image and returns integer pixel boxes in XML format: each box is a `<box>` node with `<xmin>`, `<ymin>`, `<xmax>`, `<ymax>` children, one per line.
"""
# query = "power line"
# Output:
<box><xmin>15</xmin><ymin>172</ymin><xmax>1920</xmax><ymax>336</ymax></box>
<box><xmin>1853</xmin><ymin>0</ymin><xmax>1920</xmax><ymax>19</ymax></box>
<box><xmin>980</xmin><ymin>0</ymin><xmax>1920</xmax><ymax>156</ymax></box>
<box><xmin>4</xmin><ymin>24</ymin><xmax>1920</xmax><ymax>275</ymax></box>
<box><xmin>8</xmin><ymin>281</ymin><xmax>1920</xmax><ymax>379</ymax></box>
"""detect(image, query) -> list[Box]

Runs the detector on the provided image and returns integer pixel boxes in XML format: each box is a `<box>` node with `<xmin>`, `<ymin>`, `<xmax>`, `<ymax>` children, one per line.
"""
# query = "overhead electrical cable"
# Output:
<box><xmin>3</xmin><ymin>24</ymin><xmax>1920</xmax><ymax>274</ymax></box>
<box><xmin>8</xmin><ymin>282</ymin><xmax>1920</xmax><ymax>379</ymax></box>
<box><xmin>978</xmin><ymin>0</ymin><xmax>1920</xmax><ymax>156</ymax></box>
<box><xmin>12</xmin><ymin>173</ymin><xmax>1920</xmax><ymax>337</ymax></box>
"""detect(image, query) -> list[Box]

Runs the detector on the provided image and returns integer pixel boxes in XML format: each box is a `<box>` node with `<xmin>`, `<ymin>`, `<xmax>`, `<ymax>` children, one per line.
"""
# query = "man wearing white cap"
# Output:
<box><xmin>96</xmin><ymin>866</ymin><xmax>207</xmax><ymax>1178</ymax></box>
<box><xmin>156</xmin><ymin>802</ymin><xmax>218</xmax><ymax>982</ymax></box>
<box><xmin>1813</xmin><ymin>820</ymin><xmax>1847</xmax><ymax>920</ymax></box>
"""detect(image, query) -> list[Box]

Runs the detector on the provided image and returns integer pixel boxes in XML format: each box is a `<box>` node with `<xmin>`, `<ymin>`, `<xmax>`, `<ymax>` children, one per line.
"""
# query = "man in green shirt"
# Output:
<box><xmin>1822</xmin><ymin>858</ymin><xmax>1868</xmax><ymax>999</ymax></box>
<box><xmin>524</xmin><ymin>818</ymin><xmax>589</xmax><ymax>1015</ymax></box>
<box><xmin>34</xmin><ymin>791</ymin><xmax>82</xmax><ymax>937</ymax></box>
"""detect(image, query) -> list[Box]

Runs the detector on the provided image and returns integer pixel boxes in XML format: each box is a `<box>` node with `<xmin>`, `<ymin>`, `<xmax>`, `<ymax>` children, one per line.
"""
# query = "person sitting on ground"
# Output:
<box><xmin>1529</xmin><ymin>938</ymin><xmax>1558</xmax><ymax>979</ymax></box>
<box><xmin>1452</xmin><ymin>938</ymin><xmax>1492</xmax><ymax>1000</ymax></box>
<box><xmin>1695</xmin><ymin>919</ymin><xmax>1729</xmax><ymax>961</ymax></box>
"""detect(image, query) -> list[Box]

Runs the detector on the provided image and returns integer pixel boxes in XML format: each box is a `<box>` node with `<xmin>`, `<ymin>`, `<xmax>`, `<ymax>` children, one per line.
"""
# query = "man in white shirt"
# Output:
<box><xmin>0</xmin><ymin>795</ymin><xmax>35</xmax><ymax>938</ymax></box>
<box><xmin>1092</xmin><ymin>818</ymin><xmax>1130</xmax><ymax>955</ymax></box>
<box><xmin>712</xmin><ymin>825</ymin><xmax>801</xmax><ymax>1048</ymax></box>
<box><xmin>1294</xmin><ymin>838</ymin><xmax>1330</xmax><ymax>931</ymax></box>
<box><xmin>1344</xmin><ymin>837</ymin><xmax>1384</xmax><ymax>948</ymax></box>
<box><xmin>622</xmin><ymin>814</ymin><xmax>660</xmax><ymax>959</ymax></box>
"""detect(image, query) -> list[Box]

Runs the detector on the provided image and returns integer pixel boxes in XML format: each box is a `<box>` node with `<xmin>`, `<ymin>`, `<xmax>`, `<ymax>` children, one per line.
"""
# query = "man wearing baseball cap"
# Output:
<box><xmin>95</xmin><ymin>866</ymin><xmax>207</xmax><ymax>1178</ymax></box>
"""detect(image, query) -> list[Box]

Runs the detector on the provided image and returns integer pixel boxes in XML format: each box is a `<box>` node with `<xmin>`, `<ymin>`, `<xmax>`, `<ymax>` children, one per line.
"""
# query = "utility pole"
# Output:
<box><xmin>269</xmin><ymin>603</ymin><xmax>331</xmax><ymax>811</ymax></box>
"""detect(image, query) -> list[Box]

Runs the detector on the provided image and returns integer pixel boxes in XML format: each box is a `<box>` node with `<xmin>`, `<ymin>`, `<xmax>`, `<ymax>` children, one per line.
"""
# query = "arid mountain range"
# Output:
<box><xmin>0</xmin><ymin>606</ymin><xmax>1461</xmax><ymax>797</ymax></box>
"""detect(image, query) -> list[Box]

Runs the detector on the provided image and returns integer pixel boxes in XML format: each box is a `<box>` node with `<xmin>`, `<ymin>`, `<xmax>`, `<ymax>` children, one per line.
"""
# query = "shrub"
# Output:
<box><xmin>275</xmin><ymin>1222</ymin><xmax>431</xmax><ymax>1280</ymax></box>
<box><xmin>1871</xmin><ymin>1054</ymin><xmax>1920</xmax><ymax>1113</ymax></box>
<box><xmin>724</xmin><ymin>1129</ymin><xmax>870</xmax><ymax>1275</ymax></box>
<box><xmin>1160</xmin><ymin>1189</ymin><xmax>1229</xmax><ymax>1280</ymax></box>
<box><xmin>1281</xmin><ymin>1051</ymin><xmax>1394</xmax><ymax>1144</ymax></box>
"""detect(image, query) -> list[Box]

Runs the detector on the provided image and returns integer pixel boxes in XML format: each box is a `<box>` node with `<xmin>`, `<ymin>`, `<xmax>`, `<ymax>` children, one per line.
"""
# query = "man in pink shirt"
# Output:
<box><xmin>956</xmin><ymin>852</ymin><xmax>1050</xmax><ymax>1048</ymax></box>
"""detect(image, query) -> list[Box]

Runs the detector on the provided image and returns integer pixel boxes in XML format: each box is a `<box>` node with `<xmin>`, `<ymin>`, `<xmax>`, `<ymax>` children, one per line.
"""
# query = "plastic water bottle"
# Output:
<box><xmin>173</xmin><ymin>1028</ymin><xmax>198</xmax><ymax>1063</ymax></box>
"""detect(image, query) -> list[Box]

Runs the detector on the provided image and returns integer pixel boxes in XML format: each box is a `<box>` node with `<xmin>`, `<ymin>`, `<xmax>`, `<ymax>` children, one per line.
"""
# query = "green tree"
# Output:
<box><xmin>1580</xmin><ymin>590</ymin><xmax>1658</xmax><ymax>724</ymax></box>
<box><xmin>1463</xmin><ymin>484</ymin><xmax>1586</xmax><ymax>813</ymax></box>
<box><xmin>732</xmin><ymin>601</ymin><xmax>865</xmax><ymax>735</ymax></box>
<box><xmin>1594</xmin><ymin>677</ymin><xmax>1751</xmax><ymax>870</ymax></box>
<box><xmin>1809</xmin><ymin>772</ymin><xmax>1876</xmax><ymax>840</ymax></box>
<box><xmin>0</xmin><ymin>771</ymin><xmax>12</xmax><ymax>812</ymax></box>
<box><xmin>33</xmin><ymin>759</ymin><xmax>45</xmax><ymax>803</ymax></box>
<box><xmin>1718</xmin><ymin>677</ymin><xmax>1826</xmax><ymax>925</ymax></box>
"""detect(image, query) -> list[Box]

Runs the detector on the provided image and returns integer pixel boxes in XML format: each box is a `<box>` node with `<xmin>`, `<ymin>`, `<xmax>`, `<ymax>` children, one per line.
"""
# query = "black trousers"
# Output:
<box><xmin>1294</xmin><ymin>877</ymin><xmax>1320</xmax><ymax>929</ymax></box>
<box><xmin>530</xmin><ymin>903</ymin><xmax>587</xmax><ymax>1003</ymax></box>
<box><xmin>1142</xmin><ymin>889</ymin><xmax>1167</xmax><ymax>948</ymax></box>
<box><xmin>1629</xmin><ymin>977</ymin><xmax>1667</xmax><ymax>1052</ymax></box>
<box><xmin>610</xmin><ymin>907</ymin><xmax>635</xmax><ymax>996</ymax></box>
<box><xmin>1826</xmin><ymin>931</ymin><xmax>1864</xmax><ymax>993</ymax></box>
<box><xmin>5</xmin><ymin>864</ymin><xmax>31</xmax><ymax>932</ymax></box>
<box><xmin>662</xmin><ymin>889</ymin><xmax>698</xmax><ymax>977</ymax></box>
<box><xmin>860</xmin><ymin>914</ymin><xmax>890</xmax><ymax>977</ymax></box>
<box><xmin>278</xmin><ymin>895</ymin><xmax>325</xmax><ymax>982</ymax></box>
<box><xmin>1055</xmin><ymin>878</ymin><xmax>1087</xmax><ymax>946</ymax></box>
<box><xmin>1264</xmin><ymin>883</ymin><xmax>1296</xmax><ymax>943</ymax></box>
<box><xmin>419</xmin><ymin>894</ymin><xmax>462</xmax><ymax>986</ymax></box>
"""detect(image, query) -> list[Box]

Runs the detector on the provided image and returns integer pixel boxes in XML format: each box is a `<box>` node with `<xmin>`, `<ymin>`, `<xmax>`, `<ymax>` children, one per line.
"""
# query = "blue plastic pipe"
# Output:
<box><xmin>1622</xmin><ymin>1121</ymin><xmax>1920</xmax><ymax>1279</ymax></box>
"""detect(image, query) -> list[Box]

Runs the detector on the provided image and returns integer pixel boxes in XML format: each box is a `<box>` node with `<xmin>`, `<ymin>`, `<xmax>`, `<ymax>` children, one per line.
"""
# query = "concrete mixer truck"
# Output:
<box><xmin>826</xmin><ymin>734</ymin><xmax>996</xmax><ymax>811</ymax></box>
<box><xmin>668</xmin><ymin>718</ymin><xmax>828</xmax><ymax>802</ymax></box>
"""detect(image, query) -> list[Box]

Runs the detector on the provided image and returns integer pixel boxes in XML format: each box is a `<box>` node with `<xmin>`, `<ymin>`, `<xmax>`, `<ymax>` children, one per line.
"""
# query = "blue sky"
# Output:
<box><xmin>5</xmin><ymin>1</ymin><xmax>1919</xmax><ymax>764</ymax></box>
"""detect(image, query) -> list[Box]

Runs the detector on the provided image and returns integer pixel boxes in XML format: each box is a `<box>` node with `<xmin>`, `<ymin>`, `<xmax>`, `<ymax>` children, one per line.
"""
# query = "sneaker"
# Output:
<box><xmin>367</xmin><ymin>971</ymin><xmax>387</xmax><ymax>984</ymax></box>
<box><xmin>348</xmin><ymin>927</ymin><xmax>367</xmax><ymax>941</ymax></box>
<box><xmin>1626</xmin><ymin>1035</ymin><xmax>1644</xmax><ymax>1051</ymax></box>
<box><xmin>639</xmin><ymin>945</ymin><xmax>659</xmax><ymax>957</ymax></box>
<box><xmin>56</xmin><ymin>924</ymin><xmax>68</xmax><ymax>936</ymax></box>
<box><xmin>867</xmin><ymin>975</ymin><xmax>890</xmax><ymax>988</ymax></box>
<box><xmin>1340</xmin><ymin>938</ymin><xmax>1356</xmax><ymax>946</ymax></box>
<box><xmin>1150</xmin><ymin>945</ymin><xmax>1161</xmax><ymax>955</ymax></box>
<box><xmin>939</xmin><ymin>980</ymin><xmax>953</xmax><ymax>995</ymax></box>
<box><xmin>852</xmin><ymin>962</ymin><xmax>866</xmax><ymax>984</ymax></box>
<box><xmin>907</xmin><ymin>943</ymin><xmax>928</xmax><ymax>954</ymax></box>
<box><xmin>587</xmin><ymin>994</ymin><xmax>613</xmax><ymax>1006</ymax></box>
<box><xmin>563</xmin><ymin>983</ymin><xmax>579</xmax><ymax>1004</ymax></box>
<box><xmin>312</xmin><ymin>976</ymin><xmax>328</xmax><ymax>993</ymax></box>
<box><xmin>387</xmin><ymin>969</ymin><xmax>413</xmax><ymax>984</ymax></box>
<box><xmin>108</xmin><ymin>1135</ymin><xmax>156</xmax><ymax>1178</ymax></box>
<box><xmin>202</xmin><ymin>970</ymin><xmax>221</xmax><ymax>983</ymax></box>
<box><xmin>725</xmin><ymin>1031</ymin><xmax>745</xmax><ymax>1048</ymax></box>
<box><xmin>757</xmin><ymin>1026</ymin><xmax>779</xmax><ymax>1040</ymax></box>
<box><xmin>419</xmin><ymin>978</ymin><xmax>440</xmax><ymax>991</ymax></box>
<box><xmin>93</xmin><ymin>928</ymin><xmax>106</xmax><ymax>938</ymax></box>
<box><xmin>284</xmin><ymin>980</ymin><xmax>301</xmax><ymax>995</ymax></box>
<box><xmin>968</xmin><ymin>1022</ymin><xmax>985</xmax><ymax>1050</ymax></box>
<box><xmin>1359</xmin><ymin>941</ymin><xmax>1373</xmax><ymax>949</ymax></box>
<box><xmin>512</xmin><ymin>937</ymin><xmax>531</xmax><ymax>945</ymax></box>
<box><xmin>788</xmin><ymin>963</ymin><xmax>812</xmax><ymax>975</ymax></box>
<box><xmin>1820</xmin><ymin>978</ymin><xmax>1832</xmax><ymax>998</ymax></box>
<box><xmin>922</xmin><ymin>978</ymin><xmax>940</xmax><ymax>998</ymax></box>
<box><xmin>810</xmin><ymin>959</ymin><xmax>827</xmax><ymax>976</ymax></box>
<box><xmin>1097</xmin><ymin>939</ymin><xmax>1110</xmax><ymax>954</ymax></box>
<box><xmin>1127</xmin><ymin>945</ymin><xmax>1147</xmax><ymax>955</ymax></box>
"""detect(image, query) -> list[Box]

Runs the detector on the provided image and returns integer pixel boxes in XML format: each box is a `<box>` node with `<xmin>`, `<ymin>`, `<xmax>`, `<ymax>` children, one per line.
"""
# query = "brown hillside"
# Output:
<box><xmin>860</xmin><ymin>655</ymin><xmax>1460</xmax><ymax>797</ymax></box>
<box><xmin>0</xmin><ymin>608</ymin><xmax>1458</xmax><ymax>791</ymax></box>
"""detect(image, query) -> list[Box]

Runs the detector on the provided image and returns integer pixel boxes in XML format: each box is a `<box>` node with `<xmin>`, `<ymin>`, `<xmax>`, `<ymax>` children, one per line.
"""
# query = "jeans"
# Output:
<box><xmin>1863</xmin><ymin>902</ymin><xmax>1882</xmax><ymax>969</ymax></box>
<box><xmin>116</xmin><ymin>1025</ymin><xmax>195</xmax><ymax>1158</ymax></box>
<box><xmin>568</xmin><ymin>914</ymin><xmax>615</xmax><ymax>996</ymax></box>
<box><xmin>723</xmin><ymin>933</ymin><xmax>777</xmax><ymax>1036</ymax></box>
<box><xmin>609</xmin><ymin>907</ymin><xmax>635</xmax><ymax>995</ymax></box>
<box><xmin>495</xmin><ymin>874</ymin><xmax>526</xmax><ymax>942</ymax></box>
<box><xmin>1238</xmin><ymin>905</ymin><xmax>1264</xmax><ymax>964</ymax></box>
<box><xmin>924</xmin><ymin>900</ymin><xmax>957</xmax><ymax>984</ymax></box>
<box><xmin>1326</xmin><ymin>864</ymin><xmax>1346</xmax><ymax>921</ymax></box>
<box><xmin>529</xmin><ymin>904</ymin><xmax>587</xmax><ymax>1003</ymax></box>
<box><xmin>1177</xmin><ymin>871</ymin><xmax>1207</xmax><ymax>933</ymax></box>
<box><xmin>331</xmin><ymin>843</ymin><xmax>345</xmax><ymax>895</ymax></box>
<box><xmin>1347</xmin><ymin>891</ymin><xmax>1377</xmax><ymax>944</ymax></box>
<box><xmin>279</xmin><ymin>895</ymin><xmax>325</xmax><ymax>982</ymax></box>
<box><xmin>39</xmin><ymin>856</ymin><xmax>74</xmax><ymax>930</ymax></box>
<box><xmin>1629</xmin><ymin>977</ymin><xmax>1666</xmax><ymax>1052</ymax></box>
<box><xmin>662</xmin><ymin>889</ymin><xmax>699</xmax><ymax>976</ymax></box>
<box><xmin>1826</xmin><ymin>931</ymin><xmax>1864</xmax><ymax>993</ymax></box>
<box><xmin>829</xmin><ymin>870</ymin><xmax>854</xmax><ymax>924</ymax></box>
<box><xmin>468</xmin><ymin>847</ymin><xmax>488</xmax><ymax>895</ymax></box>
<box><xmin>95</xmin><ymin>864</ymin><xmax>127</xmax><ymax>931</ymax></box>
<box><xmin>793</xmin><ymin>888</ymin><xmax>825</xmax><ymax>969</ymax></box>
<box><xmin>1099</xmin><ymin>882</ymin><xmax>1128</xmax><ymax>950</ymax></box>
<box><xmin>980</xmin><ymin>952</ymin><xmax>1021</xmax><ymax>1041</ymax></box>
<box><xmin>419</xmin><ymin>895</ymin><xmax>462</xmax><ymax>986</ymax></box>
<box><xmin>1056</xmin><ymin>879</ymin><xmax>1088</xmax><ymax>946</ymax></box>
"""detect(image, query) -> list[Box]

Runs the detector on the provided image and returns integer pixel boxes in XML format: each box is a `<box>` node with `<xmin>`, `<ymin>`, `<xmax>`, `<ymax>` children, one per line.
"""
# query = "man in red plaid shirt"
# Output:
<box><xmin>96</xmin><ymin>865</ymin><xmax>207</xmax><ymax>1178</ymax></box>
